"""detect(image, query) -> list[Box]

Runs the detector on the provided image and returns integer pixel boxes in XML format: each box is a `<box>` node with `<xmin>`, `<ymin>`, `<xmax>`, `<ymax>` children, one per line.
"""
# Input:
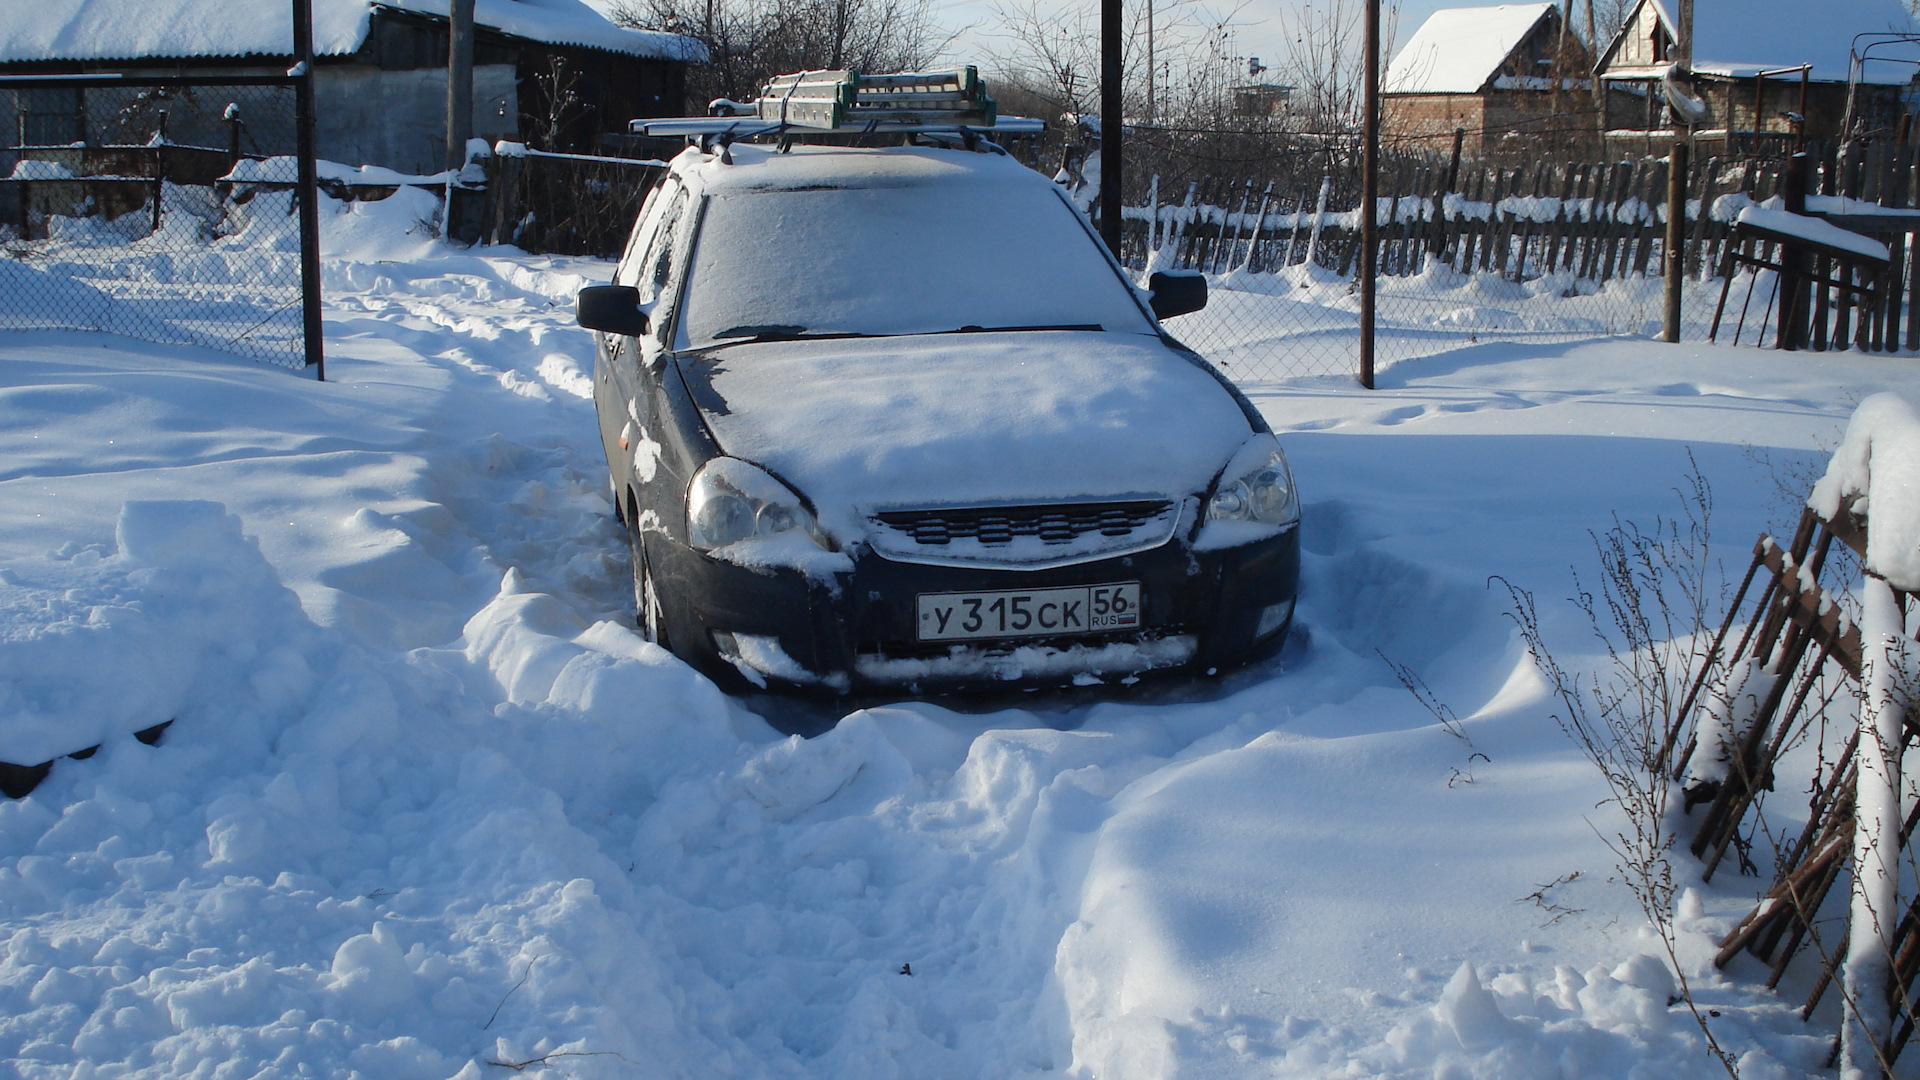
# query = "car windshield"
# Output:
<box><xmin>676</xmin><ymin>179</ymin><xmax>1156</xmax><ymax>350</ymax></box>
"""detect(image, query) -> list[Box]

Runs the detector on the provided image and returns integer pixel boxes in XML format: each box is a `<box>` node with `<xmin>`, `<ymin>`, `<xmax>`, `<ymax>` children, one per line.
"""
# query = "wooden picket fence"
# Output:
<box><xmin>1107</xmin><ymin>139</ymin><xmax>1920</xmax><ymax>354</ymax></box>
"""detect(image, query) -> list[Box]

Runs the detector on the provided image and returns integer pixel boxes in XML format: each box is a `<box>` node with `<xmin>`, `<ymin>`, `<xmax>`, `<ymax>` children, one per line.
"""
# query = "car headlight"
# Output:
<box><xmin>1205</xmin><ymin>434</ymin><xmax>1299</xmax><ymax>528</ymax></box>
<box><xmin>686</xmin><ymin>457</ymin><xmax>828</xmax><ymax>552</ymax></box>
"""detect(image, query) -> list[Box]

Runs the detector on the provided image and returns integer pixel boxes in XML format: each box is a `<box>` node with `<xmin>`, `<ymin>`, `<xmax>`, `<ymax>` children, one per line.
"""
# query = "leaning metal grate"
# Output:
<box><xmin>873</xmin><ymin>500</ymin><xmax>1174</xmax><ymax>546</ymax></box>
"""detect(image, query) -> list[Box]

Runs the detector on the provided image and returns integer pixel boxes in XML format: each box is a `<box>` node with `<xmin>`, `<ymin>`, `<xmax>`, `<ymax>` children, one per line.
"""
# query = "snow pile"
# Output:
<box><xmin>0</xmin><ymin>259</ymin><xmax>113</xmax><ymax>328</ymax></box>
<box><xmin>0</xmin><ymin>501</ymin><xmax>318</xmax><ymax>765</ymax></box>
<box><xmin>8</xmin><ymin>159</ymin><xmax>76</xmax><ymax>180</ymax></box>
<box><xmin>0</xmin><ymin>171</ymin><xmax>454</xmax><ymax>365</ymax></box>
<box><xmin>1810</xmin><ymin>391</ymin><xmax>1920</xmax><ymax>589</ymax></box>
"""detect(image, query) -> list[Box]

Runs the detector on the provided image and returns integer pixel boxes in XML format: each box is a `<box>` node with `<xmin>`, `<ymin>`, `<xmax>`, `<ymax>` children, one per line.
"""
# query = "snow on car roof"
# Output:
<box><xmin>676</xmin><ymin>142</ymin><xmax>1048</xmax><ymax>194</ymax></box>
<box><xmin>0</xmin><ymin>0</ymin><xmax>705</xmax><ymax>64</ymax></box>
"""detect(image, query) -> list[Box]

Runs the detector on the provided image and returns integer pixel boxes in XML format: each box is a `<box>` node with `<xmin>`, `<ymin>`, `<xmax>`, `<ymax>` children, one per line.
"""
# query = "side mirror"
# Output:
<box><xmin>576</xmin><ymin>285</ymin><xmax>649</xmax><ymax>336</ymax></box>
<box><xmin>1147</xmin><ymin>271</ymin><xmax>1207</xmax><ymax>320</ymax></box>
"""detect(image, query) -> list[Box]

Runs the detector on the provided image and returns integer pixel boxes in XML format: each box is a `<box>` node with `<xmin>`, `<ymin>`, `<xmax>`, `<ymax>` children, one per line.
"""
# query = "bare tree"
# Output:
<box><xmin>609</xmin><ymin>0</ymin><xmax>947</xmax><ymax>108</ymax></box>
<box><xmin>981</xmin><ymin>0</ymin><xmax>1250</xmax><ymax>122</ymax></box>
<box><xmin>1276</xmin><ymin>0</ymin><xmax>1398</xmax><ymax>133</ymax></box>
<box><xmin>1590</xmin><ymin>0</ymin><xmax>1634</xmax><ymax>46</ymax></box>
<box><xmin>979</xmin><ymin>0</ymin><xmax>1104</xmax><ymax>118</ymax></box>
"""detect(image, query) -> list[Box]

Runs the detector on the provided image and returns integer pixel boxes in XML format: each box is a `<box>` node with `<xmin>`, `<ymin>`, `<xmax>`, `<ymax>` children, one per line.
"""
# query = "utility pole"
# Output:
<box><xmin>1099</xmin><ymin>0</ymin><xmax>1123</xmax><ymax>256</ymax></box>
<box><xmin>447</xmin><ymin>0</ymin><xmax>474</xmax><ymax>169</ymax></box>
<box><xmin>1662</xmin><ymin>139</ymin><xmax>1688</xmax><ymax>342</ymax></box>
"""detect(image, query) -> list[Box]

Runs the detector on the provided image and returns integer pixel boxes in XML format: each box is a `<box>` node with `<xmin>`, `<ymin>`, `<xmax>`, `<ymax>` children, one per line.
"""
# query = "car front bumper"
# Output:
<box><xmin>651</xmin><ymin>525</ymin><xmax>1300</xmax><ymax>693</ymax></box>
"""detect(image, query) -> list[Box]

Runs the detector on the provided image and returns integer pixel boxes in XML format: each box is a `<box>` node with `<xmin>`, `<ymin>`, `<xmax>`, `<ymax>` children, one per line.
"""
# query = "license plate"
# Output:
<box><xmin>915</xmin><ymin>582</ymin><xmax>1142</xmax><ymax>642</ymax></box>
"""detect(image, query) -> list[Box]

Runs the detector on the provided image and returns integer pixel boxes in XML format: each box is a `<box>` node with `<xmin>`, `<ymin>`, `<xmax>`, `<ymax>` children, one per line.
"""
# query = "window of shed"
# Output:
<box><xmin>15</xmin><ymin>89</ymin><xmax>85</xmax><ymax>147</ymax></box>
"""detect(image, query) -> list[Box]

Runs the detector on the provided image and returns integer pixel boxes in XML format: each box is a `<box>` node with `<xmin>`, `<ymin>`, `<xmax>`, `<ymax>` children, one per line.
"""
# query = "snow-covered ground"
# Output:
<box><xmin>1</xmin><ymin>187</ymin><xmax>1914</xmax><ymax>1080</ymax></box>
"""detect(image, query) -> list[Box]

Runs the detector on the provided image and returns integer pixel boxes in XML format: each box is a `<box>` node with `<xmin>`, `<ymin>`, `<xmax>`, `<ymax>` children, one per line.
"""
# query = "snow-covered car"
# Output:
<box><xmin>577</xmin><ymin>139</ymin><xmax>1299</xmax><ymax>691</ymax></box>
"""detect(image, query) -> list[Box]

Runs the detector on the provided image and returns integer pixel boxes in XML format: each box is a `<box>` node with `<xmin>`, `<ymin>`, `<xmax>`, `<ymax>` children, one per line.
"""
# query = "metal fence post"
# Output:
<box><xmin>292</xmin><ymin>0</ymin><xmax>325</xmax><ymax>380</ymax></box>
<box><xmin>1099</xmin><ymin>0</ymin><xmax>1122</xmax><ymax>258</ymax></box>
<box><xmin>1358</xmin><ymin>0</ymin><xmax>1379</xmax><ymax>389</ymax></box>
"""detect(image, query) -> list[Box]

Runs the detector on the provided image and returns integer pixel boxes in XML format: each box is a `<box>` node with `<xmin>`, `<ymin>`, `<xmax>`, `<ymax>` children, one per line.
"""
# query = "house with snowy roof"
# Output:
<box><xmin>1594</xmin><ymin>0</ymin><xmax>1919</xmax><ymax>149</ymax></box>
<box><xmin>1383</xmin><ymin>3</ymin><xmax>1602</xmax><ymax>153</ymax></box>
<box><xmin>0</xmin><ymin>0</ymin><xmax>706</xmax><ymax>173</ymax></box>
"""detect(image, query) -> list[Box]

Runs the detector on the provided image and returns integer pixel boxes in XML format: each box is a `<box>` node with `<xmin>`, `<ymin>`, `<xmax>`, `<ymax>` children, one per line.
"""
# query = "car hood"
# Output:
<box><xmin>678</xmin><ymin>330</ymin><xmax>1255</xmax><ymax>546</ymax></box>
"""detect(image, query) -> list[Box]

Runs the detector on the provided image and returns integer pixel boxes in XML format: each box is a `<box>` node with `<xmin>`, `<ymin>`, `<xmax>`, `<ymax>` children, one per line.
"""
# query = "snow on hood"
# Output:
<box><xmin>681</xmin><ymin>331</ymin><xmax>1256</xmax><ymax>545</ymax></box>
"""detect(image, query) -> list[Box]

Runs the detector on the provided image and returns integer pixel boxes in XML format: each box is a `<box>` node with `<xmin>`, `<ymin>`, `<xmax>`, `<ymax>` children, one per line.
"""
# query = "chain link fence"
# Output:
<box><xmin>1</xmin><ymin>76</ymin><xmax>316</xmax><ymax>371</ymax></box>
<box><xmin>472</xmin><ymin>146</ymin><xmax>668</xmax><ymax>256</ymax></box>
<box><xmin>1053</xmin><ymin>135</ymin><xmax>1920</xmax><ymax>386</ymax></box>
<box><xmin>1093</xmin><ymin>153</ymin><xmax>1771</xmax><ymax>385</ymax></box>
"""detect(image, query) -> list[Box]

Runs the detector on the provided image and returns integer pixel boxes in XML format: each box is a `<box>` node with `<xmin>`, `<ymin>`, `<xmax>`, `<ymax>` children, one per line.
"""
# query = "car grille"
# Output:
<box><xmin>873</xmin><ymin>500</ymin><xmax>1174</xmax><ymax>547</ymax></box>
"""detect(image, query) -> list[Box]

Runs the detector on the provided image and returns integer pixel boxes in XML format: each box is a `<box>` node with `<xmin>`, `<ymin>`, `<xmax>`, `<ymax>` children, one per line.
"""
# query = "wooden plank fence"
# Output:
<box><xmin>1108</xmin><ymin>139</ymin><xmax>1920</xmax><ymax>354</ymax></box>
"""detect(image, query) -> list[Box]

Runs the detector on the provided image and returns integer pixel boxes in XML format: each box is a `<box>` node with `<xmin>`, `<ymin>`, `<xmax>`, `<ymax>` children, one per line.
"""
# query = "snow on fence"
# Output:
<box><xmin>1667</xmin><ymin>393</ymin><xmax>1920</xmax><ymax>1073</ymax></box>
<box><xmin>1113</xmin><ymin>146</ymin><xmax>1920</xmax><ymax>382</ymax></box>
<box><xmin>0</xmin><ymin>76</ymin><xmax>319</xmax><ymax>372</ymax></box>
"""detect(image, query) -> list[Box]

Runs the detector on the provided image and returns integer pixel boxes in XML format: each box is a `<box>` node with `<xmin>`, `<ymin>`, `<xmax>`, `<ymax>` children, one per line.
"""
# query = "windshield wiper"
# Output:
<box><xmin>702</xmin><ymin>326</ymin><xmax>884</xmax><ymax>351</ymax></box>
<box><xmin>713</xmin><ymin>324</ymin><xmax>810</xmax><ymax>341</ymax></box>
<box><xmin>698</xmin><ymin>323</ymin><xmax>1103</xmax><ymax>352</ymax></box>
<box><xmin>939</xmin><ymin>323</ymin><xmax>1104</xmax><ymax>334</ymax></box>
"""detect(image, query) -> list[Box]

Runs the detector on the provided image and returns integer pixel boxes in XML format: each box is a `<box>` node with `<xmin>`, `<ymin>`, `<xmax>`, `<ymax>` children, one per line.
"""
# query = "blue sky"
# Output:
<box><xmin>932</xmin><ymin>0</ymin><xmax>1468</xmax><ymax>88</ymax></box>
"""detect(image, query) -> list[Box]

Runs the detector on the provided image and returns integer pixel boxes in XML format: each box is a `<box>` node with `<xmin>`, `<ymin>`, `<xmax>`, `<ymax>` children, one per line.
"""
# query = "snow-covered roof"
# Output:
<box><xmin>1384</xmin><ymin>4</ymin><xmax>1556</xmax><ymax>95</ymax></box>
<box><xmin>1612</xmin><ymin>0</ymin><xmax>1918</xmax><ymax>84</ymax></box>
<box><xmin>0</xmin><ymin>0</ymin><xmax>706</xmax><ymax>65</ymax></box>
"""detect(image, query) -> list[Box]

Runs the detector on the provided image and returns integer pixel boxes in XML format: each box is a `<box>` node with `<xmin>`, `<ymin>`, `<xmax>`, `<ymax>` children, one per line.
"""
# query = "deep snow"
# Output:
<box><xmin>0</xmin><ymin>185</ymin><xmax>1916</xmax><ymax>1080</ymax></box>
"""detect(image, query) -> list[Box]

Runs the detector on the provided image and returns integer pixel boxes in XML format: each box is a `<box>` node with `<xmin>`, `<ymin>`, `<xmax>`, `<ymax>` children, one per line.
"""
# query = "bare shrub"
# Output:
<box><xmin>1497</xmin><ymin>458</ymin><xmax>1739</xmax><ymax>1078</ymax></box>
<box><xmin>608</xmin><ymin>0</ymin><xmax>946</xmax><ymax>108</ymax></box>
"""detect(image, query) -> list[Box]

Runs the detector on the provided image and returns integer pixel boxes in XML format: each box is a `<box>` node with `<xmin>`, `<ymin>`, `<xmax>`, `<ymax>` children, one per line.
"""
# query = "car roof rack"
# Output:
<box><xmin>630</xmin><ymin>67</ymin><xmax>1044</xmax><ymax>148</ymax></box>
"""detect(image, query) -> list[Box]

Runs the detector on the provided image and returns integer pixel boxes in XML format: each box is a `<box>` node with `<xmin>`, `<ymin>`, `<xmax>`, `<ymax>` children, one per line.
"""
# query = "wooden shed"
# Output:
<box><xmin>1594</xmin><ymin>0</ymin><xmax>1919</xmax><ymax>152</ymax></box>
<box><xmin>0</xmin><ymin>0</ymin><xmax>705</xmax><ymax>173</ymax></box>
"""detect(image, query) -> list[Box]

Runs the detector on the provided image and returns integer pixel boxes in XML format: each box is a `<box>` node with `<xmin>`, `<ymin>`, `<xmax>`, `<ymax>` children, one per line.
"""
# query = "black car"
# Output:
<box><xmin>578</xmin><ymin>140</ymin><xmax>1299</xmax><ymax>692</ymax></box>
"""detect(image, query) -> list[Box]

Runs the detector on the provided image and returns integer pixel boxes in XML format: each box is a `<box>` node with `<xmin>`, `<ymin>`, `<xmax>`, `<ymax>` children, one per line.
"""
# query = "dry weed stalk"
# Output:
<box><xmin>1500</xmin><ymin>459</ymin><xmax>1739</xmax><ymax>1077</ymax></box>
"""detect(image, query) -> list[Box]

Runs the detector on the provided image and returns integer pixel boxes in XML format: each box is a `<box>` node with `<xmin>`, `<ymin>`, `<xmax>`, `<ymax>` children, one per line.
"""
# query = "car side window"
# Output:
<box><xmin>614</xmin><ymin>180</ymin><xmax>675</xmax><ymax>289</ymax></box>
<box><xmin>639</xmin><ymin>187</ymin><xmax>691</xmax><ymax>307</ymax></box>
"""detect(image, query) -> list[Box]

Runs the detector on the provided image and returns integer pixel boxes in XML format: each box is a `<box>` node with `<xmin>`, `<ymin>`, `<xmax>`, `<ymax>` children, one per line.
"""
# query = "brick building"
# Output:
<box><xmin>1384</xmin><ymin>3</ymin><xmax>1601</xmax><ymax>154</ymax></box>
